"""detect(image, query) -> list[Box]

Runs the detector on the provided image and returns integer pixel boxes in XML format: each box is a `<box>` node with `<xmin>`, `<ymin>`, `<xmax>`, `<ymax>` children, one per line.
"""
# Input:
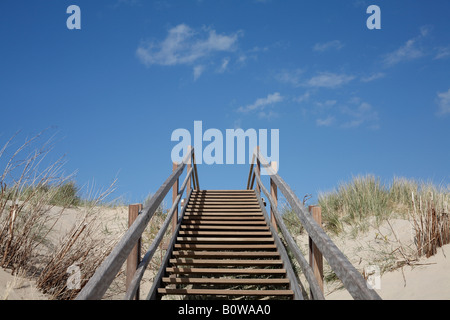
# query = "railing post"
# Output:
<box><xmin>192</xmin><ymin>151</ymin><xmax>200</xmax><ymax>191</ymax></box>
<box><xmin>187</xmin><ymin>146</ymin><xmax>192</xmax><ymax>195</ymax></box>
<box><xmin>270</xmin><ymin>161</ymin><xmax>278</xmax><ymax>232</ymax></box>
<box><xmin>172</xmin><ymin>162</ymin><xmax>179</xmax><ymax>234</ymax></box>
<box><xmin>126</xmin><ymin>203</ymin><xmax>142</xmax><ymax>300</ymax></box>
<box><xmin>308</xmin><ymin>205</ymin><xmax>324</xmax><ymax>297</ymax></box>
<box><xmin>256</xmin><ymin>147</ymin><xmax>261</xmax><ymax>195</ymax></box>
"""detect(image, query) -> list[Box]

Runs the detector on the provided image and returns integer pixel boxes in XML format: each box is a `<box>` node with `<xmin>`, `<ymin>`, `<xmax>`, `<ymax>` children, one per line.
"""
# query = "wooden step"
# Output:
<box><xmin>174</xmin><ymin>244</ymin><xmax>277</xmax><ymax>250</ymax></box>
<box><xmin>177</xmin><ymin>237</ymin><xmax>274</xmax><ymax>243</ymax></box>
<box><xmin>183</xmin><ymin>216</ymin><xmax>264</xmax><ymax>221</ymax></box>
<box><xmin>180</xmin><ymin>225</ymin><xmax>269</xmax><ymax>230</ymax></box>
<box><xmin>166</xmin><ymin>267</ymin><xmax>287</xmax><ymax>275</ymax></box>
<box><xmin>187</xmin><ymin>204</ymin><xmax>260</xmax><ymax>208</ymax></box>
<box><xmin>188</xmin><ymin>201</ymin><xmax>259</xmax><ymax>205</ymax></box>
<box><xmin>170</xmin><ymin>258</ymin><xmax>283</xmax><ymax>266</ymax></box>
<box><xmin>188</xmin><ymin>202</ymin><xmax>259</xmax><ymax>206</ymax></box>
<box><xmin>185</xmin><ymin>211</ymin><xmax>262</xmax><ymax>215</ymax></box>
<box><xmin>178</xmin><ymin>231</ymin><xmax>272</xmax><ymax>236</ymax></box>
<box><xmin>172</xmin><ymin>251</ymin><xmax>280</xmax><ymax>258</ymax></box>
<box><xmin>182</xmin><ymin>220</ymin><xmax>267</xmax><ymax>225</ymax></box>
<box><xmin>186</xmin><ymin>208</ymin><xmax>261</xmax><ymax>212</ymax></box>
<box><xmin>157</xmin><ymin>288</ymin><xmax>293</xmax><ymax>296</ymax></box>
<box><xmin>190</xmin><ymin>195</ymin><xmax>256</xmax><ymax>199</ymax></box>
<box><xmin>162</xmin><ymin>277</ymin><xmax>290</xmax><ymax>285</ymax></box>
<box><xmin>193</xmin><ymin>190</ymin><xmax>254</xmax><ymax>193</ymax></box>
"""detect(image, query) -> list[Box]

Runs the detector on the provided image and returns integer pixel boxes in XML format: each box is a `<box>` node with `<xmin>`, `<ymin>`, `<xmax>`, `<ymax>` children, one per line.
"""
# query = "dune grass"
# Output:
<box><xmin>317</xmin><ymin>174</ymin><xmax>449</xmax><ymax>257</ymax></box>
<box><xmin>0</xmin><ymin>131</ymin><xmax>119</xmax><ymax>299</ymax></box>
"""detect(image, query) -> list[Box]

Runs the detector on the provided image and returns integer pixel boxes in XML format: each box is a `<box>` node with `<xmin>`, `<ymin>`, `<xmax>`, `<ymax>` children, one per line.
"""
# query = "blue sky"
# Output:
<box><xmin>1</xmin><ymin>0</ymin><xmax>449</xmax><ymax>205</ymax></box>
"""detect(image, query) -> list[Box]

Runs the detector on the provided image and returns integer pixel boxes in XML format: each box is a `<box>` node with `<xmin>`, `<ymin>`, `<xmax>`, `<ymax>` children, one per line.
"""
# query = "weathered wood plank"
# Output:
<box><xmin>255</xmin><ymin>173</ymin><xmax>324</xmax><ymax>300</ymax></box>
<box><xmin>172</xmin><ymin>251</ymin><xmax>280</xmax><ymax>258</ymax></box>
<box><xmin>158</xmin><ymin>288</ymin><xmax>294</xmax><ymax>296</ymax></box>
<box><xmin>253</xmin><ymin>187</ymin><xmax>305</xmax><ymax>300</ymax></box>
<box><xmin>162</xmin><ymin>278</ymin><xmax>289</xmax><ymax>285</ymax></box>
<box><xmin>183</xmin><ymin>216</ymin><xmax>265</xmax><ymax>221</ymax></box>
<box><xmin>124</xmin><ymin>167</ymin><xmax>193</xmax><ymax>300</ymax></box>
<box><xmin>176</xmin><ymin>237</ymin><xmax>274</xmax><ymax>243</ymax></box>
<box><xmin>178</xmin><ymin>231</ymin><xmax>272</xmax><ymax>236</ymax></box>
<box><xmin>255</xmin><ymin>150</ymin><xmax>382</xmax><ymax>300</ymax></box>
<box><xmin>182</xmin><ymin>220</ymin><xmax>267</xmax><ymax>225</ymax></box>
<box><xmin>75</xmin><ymin>149</ymin><xmax>193</xmax><ymax>300</ymax></box>
<box><xmin>174</xmin><ymin>244</ymin><xmax>277</xmax><ymax>250</ymax></box>
<box><xmin>146</xmin><ymin>189</ymin><xmax>193</xmax><ymax>300</ymax></box>
<box><xmin>170</xmin><ymin>259</ymin><xmax>283</xmax><ymax>266</ymax></box>
<box><xmin>185</xmin><ymin>210</ymin><xmax>262</xmax><ymax>214</ymax></box>
<box><xmin>180</xmin><ymin>225</ymin><xmax>269</xmax><ymax>230</ymax></box>
<box><xmin>76</xmin><ymin>149</ymin><xmax>194</xmax><ymax>300</ymax></box>
<box><xmin>166</xmin><ymin>267</ymin><xmax>287</xmax><ymax>275</ymax></box>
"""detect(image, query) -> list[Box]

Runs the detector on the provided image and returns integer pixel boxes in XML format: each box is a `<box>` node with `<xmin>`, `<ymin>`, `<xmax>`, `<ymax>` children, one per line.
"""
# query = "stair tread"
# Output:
<box><xmin>174</xmin><ymin>244</ymin><xmax>277</xmax><ymax>250</ymax></box>
<box><xmin>166</xmin><ymin>267</ymin><xmax>287</xmax><ymax>274</ymax></box>
<box><xmin>179</xmin><ymin>231</ymin><xmax>272</xmax><ymax>236</ymax></box>
<box><xmin>162</xmin><ymin>277</ymin><xmax>289</xmax><ymax>285</ymax></box>
<box><xmin>181</xmin><ymin>225</ymin><xmax>269</xmax><ymax>230</ymax></box>
<box><xmin>184</xmin><ymin>216</ymin><xmax>265</xmax><ymax>220</ymax></box>
<box><xmin>172</xmin><ymin>251</ymin><xmax>280</xmax><ymax>258</ymax></box>
<box><xmin>177</xmin><ymin>237</ymin><xmax>274</xmax><ymax>242</ymax></box>
<box><xmin>158</xmin><ymin>288</ymin><xmax>293</xmax><ymax>296</ymax></box>
<box><xmin>170</xmin><ymin>258</ymin><xmax>284</xmax><ymax>265</ymax></box>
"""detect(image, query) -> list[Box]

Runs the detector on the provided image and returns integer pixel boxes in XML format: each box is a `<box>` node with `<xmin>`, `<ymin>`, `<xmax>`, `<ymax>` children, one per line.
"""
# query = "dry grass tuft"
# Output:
<box><xmin>1</xmin><ymin>130</ymin><xmax>120</xmax><ymax>299</ymax></box>
<box><xmin>411</xmin><ymin>191</ymin><xmax>450</xmax><ymax>258</ymax></box>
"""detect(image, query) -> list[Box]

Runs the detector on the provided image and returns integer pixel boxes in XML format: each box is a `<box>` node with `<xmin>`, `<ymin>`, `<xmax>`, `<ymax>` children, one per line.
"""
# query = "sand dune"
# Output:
<box><xmin>1</xmin><ymin>206</ymin><xmax>448</xmax><ymax>300</ymax></box>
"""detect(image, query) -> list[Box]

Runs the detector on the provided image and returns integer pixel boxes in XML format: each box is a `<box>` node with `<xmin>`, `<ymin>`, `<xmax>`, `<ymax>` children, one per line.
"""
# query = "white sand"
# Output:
<box><xmin>322</xmin><ymin>218</ymin><xmax>450</xmax><ymax>300</ymax></box>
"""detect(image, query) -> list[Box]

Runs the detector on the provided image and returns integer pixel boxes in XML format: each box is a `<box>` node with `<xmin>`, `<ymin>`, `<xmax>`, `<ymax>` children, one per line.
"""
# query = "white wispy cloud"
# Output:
<box><xmin>361</xmin><ymin>72</ymin><xmax>386</xmax><ymax>83</ymax></box>
<box><xmin>306</xmin><ymin>72</ymin><xmax>355</xmax><ymax>88</ymax></box>
<box><xmin>340</xmin><ymin>101</ymin><xmax>379</xmax><ymax>129</ymax></box>
<box><xmin>237</xmin><ymin>92</ymin><xmax>284</xmax><ymax>116</ymax></box>
<box><xmin>276</xmin><ymin>69</ymin><xmax>354</xmax><ymax>89</ymax></box>
<box><xmin>316</xmin><ymin>116</ymin><xmax>335</xmax><ymax>127</ymax></box>
<box><xmin>383</xmin><ymin>27</ymin><xmax>430</xmax><ymax>67</ymax></box>
<box><xmin>217</xmin><ymin>57</ymin><xmax>230</xmax><ymax>73</ymax></box>
<box><xmin>293</xmin><ymin>91</ymin><xmax>311</xmax><ymax>104</ymax></box>
<box><xmin>434</xmin><ymin>46</ymin><xmax>450</xmax><ymax>60</ymax></box>
<box><xmin>193</xmin><ymin>65</ymin><xmax>205</xmax><ymax>81</ymax></box>
<box><xmin>304</xmin><ymin>96</ymin><xmax>379</xmax><ymax>129</ymax></box>
<box><xmin>136</xmin><ymin>24</ymin><xmax>240</xmax><ymax>68</ymax></box>
<box><xmin>437</xmin><ymin>88</ymin><xmax>450</xmax><ymax>116</ymax></box>
<box><xmin>313</xmin><ymin>40</ymin><xmax>344</xmax><ymax>52</ymax></box>
<box><xmin>275</xmin><ymin>69</ymin><xmax>303</xmax><ymax>87</ymax></box>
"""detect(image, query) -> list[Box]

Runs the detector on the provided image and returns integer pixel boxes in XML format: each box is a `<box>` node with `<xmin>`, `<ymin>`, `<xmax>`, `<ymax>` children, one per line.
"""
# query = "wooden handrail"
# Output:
<box><xmin>253</xmin><ymin>172</ymin><xmax>324</xmax><ymax>300</ymax></box>
<box><xmin>76</xmin><ymin>147</ymin><xmax>198</xmax><ymax>300</ymax></box>
<box><xmin>253</xmin><ymin>188</ymin><xmax>304</xmax><ymax>300</ymax></box>
<box><xmin>124</xmin><ymin>167</ymin><xmax>193</xmax><ymax>300</ymax></box>
<box><xmin>146</xmin><ymin>188</ymin><xmax>193</xmax><ymax>300</ymax></box>
<box><xmin>249</xmin><ymin>148</ymin><xmax>382</xmax><ymax>300</ymax></box>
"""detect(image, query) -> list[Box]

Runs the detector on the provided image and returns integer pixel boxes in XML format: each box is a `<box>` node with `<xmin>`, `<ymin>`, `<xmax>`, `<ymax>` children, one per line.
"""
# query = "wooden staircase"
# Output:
<box><xmin>157</xmin><ymin>189</ymin><xmax>294</xmax><ymax>299</ymax></box>
<box><xmin>76</xmin><ymin>147</ymin><xmax>381</xmax><ymax>301</ymax></box>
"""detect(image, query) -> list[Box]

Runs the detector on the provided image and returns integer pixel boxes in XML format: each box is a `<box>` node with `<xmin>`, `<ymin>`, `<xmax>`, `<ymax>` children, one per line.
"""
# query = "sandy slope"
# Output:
<box><xmin>1</xmin><ymin>206</ymin><xmax>449</xmax><ymax>300</ymax></box>
<box><xmin>321</xmin><ymin>218</ymin><xmax>450</xmax><ymax>300</ymax></box>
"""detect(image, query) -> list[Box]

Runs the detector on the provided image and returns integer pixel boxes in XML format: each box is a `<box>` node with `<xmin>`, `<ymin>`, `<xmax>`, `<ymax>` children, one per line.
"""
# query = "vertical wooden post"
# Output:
<box><xmin>172</xmin><ymin>162</ymin><xmax>179</xmax><ymax>234</ymax></box>
<box><xmin>256</xmin><ymin>146</ymin><xmax>261</xmax><ymax>195</ymax></box>
<box><xmin>186</xmin><ymin>146</ymin><xmax>192</xmax><ymax>196</ymax></box>
<box><xmin>270</xmin><ymin>161</ymin><xmax>278</xmax><ymax>232</ymax></box>
<box><xmin>126</xmin><ymin>203</ymin><xmax>142</xmax><ymax>300</ymax></box>
<box><xmin>308</xmin><ymin>205</ymin><xmax>324</xmax><ymax>297</ymax></box>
